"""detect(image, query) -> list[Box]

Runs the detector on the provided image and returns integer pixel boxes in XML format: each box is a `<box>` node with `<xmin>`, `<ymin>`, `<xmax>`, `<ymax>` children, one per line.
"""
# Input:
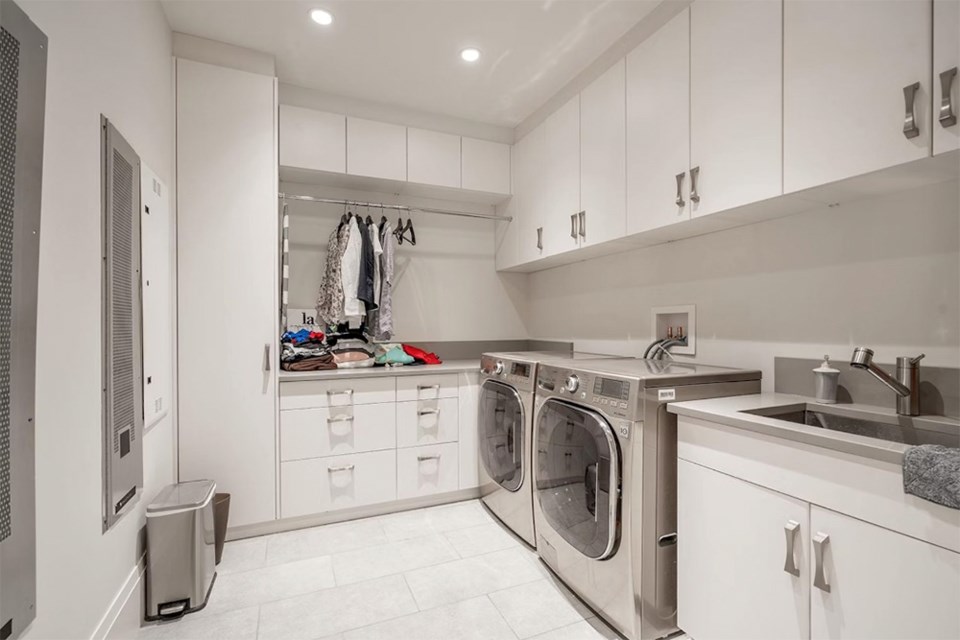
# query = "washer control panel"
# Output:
<box><xmin>537</xmin><ymin>364</ymin><xmax>638</xmax><ymax>421</ymax></box>
<box><xmin>480</xmin><ymin>354</ymin><xmax>537</xmax><ymax>392</ymax></box>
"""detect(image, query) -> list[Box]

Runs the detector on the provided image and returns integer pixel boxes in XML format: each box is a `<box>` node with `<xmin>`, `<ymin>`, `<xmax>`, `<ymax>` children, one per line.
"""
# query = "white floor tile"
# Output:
<box><xmin>137</xmin><ymin>605</ymin><xmax>259</xmax><ymax>640</ymax></box>
<box><xmin>257</xmin><ymin>574</ymin><xmax>418</xmax><ymax>640</ymax></box>
<box><xmin>217</xmin><ymin>537</ymin><xmax>268</xmax><ymax>575</ymax></box>
<box><xmin>341</xmin><ymin>595</ymin><xmax>517</xmax><ymax>640</ymax></box>
<box><xmin>379</xmin><ymin>500</ymin><xmax>490</xmax><ymax>541</ymax></box>
<box><xmin>528</xmin><ymin>618</ymin><xmax>622</xmax><ymax>640</ymax></box>
<box><xmin>403</xmin><ymin>547</ymin><xmax>543</xmax><ymax>610</ymax></box>
<box><xmin>331</xmin><ymin>534</ymin><xmax>460</xmax><ymax>585</ymax></box>
<box><xmin>203</xmin><ymin>556</ymin><xmax>335</xmax><ymax>616</ymax></box>
<box><xmin>443</xmin><ymin>522</ymin><xmax>521</xmax><ymax>558</ymax></box>
<box><xmin>489</xmin><ymin>579</ymin><xmax>591</xmax><ymax>639</ymax></box>
<box><xmin>265</xmin><ymin>517</ymin><xmax>388</xmax><ymax>566</ymax></box>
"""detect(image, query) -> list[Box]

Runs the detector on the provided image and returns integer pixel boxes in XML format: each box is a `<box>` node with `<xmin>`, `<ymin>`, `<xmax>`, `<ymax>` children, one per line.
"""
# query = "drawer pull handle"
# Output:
<box><xmin>327</xmin><ymin>415</ymin><xmax>354</xmax><ymax>424</ymax></box>
<box><xmin>326</xmin><ymin>389</ymin><xmax>354</xmax><ymax>398</ymax></box>
<box><xmin>417</xmin><ymin>454</ymin><xmax>442</xmax><ymax>462</ymax></box>
<box><xmin>327</xmin><ymin>464</ymin><xmax>355</xmax><ymax>473</ymax></box>
<box><xmin>417</xmin><ymin>384</ymin><xmax>441</xmax><ymax>391</ymax></box>
<box><xmin>940</xmin><ymin>67</ymin><xmax>958</xmax><ymax>127</ymax></box>
<box><xmin>418</xmin><ymin>408</ymin><xmax>440</xmax><ymax>416</ymax></box>
<box><xmin>783</xmin><ymin>520</ymin><xmax>800</xmax><ymax>577</ymax></box>
<box><xmin>813</xmin><ymin>532</ymin><xmax>831</xmax><ymax>592</ymax></box>
<box><xmin>903</xmin><ymin>82</ymin><xmax>921</xmax><ymax>139</ymax></box>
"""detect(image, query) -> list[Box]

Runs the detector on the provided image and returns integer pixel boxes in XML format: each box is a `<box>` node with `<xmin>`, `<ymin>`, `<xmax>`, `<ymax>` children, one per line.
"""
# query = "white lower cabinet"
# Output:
<box><xmin>809</xmin><ymin>506</ymin><xmax>960</xmax><ymax>640</ymax></box>
<box><xmin>280</xmin><ymin>402</ymin><xmax>396</xmax><ymax>460</ymax></box>
<box><xmin>678</xmin><ymin>460</ymin><xmax>810</xmax><ymax>640</ymax></box>
<box><xmin>281</xmin><ymin>449</ymin><xmax>397</xmax><ymax>519</ymax></box>
<box><xmin>397</xmin><ymin>442</ymin><xmax>460</xmax><ymax>500</ymax></box>
<box><xmin>397</xmin><ymin>397</ymin><xmax>458</xmax><ymax>448</ymax></box>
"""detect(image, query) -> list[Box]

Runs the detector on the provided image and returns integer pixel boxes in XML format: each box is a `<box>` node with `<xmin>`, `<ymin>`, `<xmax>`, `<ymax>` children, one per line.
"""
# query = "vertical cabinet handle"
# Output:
<box><xmin>689</xmin><ymin>166</ymin><xmax>701</xmax><ymax>204</ymax></box>
<box><xmin>570</xmin><ymin>213</ymin><xmax>579</xmax><ymax>240</ymax></box>
<box><xmin>903</xmin><ymin>82</ymin><xmax>921</xmax><ymax>139</ymax></box>
<box><xmin>264</xmin><ymin>344</ymin><xmax>271</xmax><ymax>371</ymax></box>
<box><xmin>940</xmin><ymin>67</ymin><xmax>958</xmax><ymax>127</ymax></box>
<box><xmin>813</xmin><ymin>532</ymin><xmax>831</xmax><ymax>592</ymax></box>
<box><xmin>578</xmin><ymin>211</ymin><xmax>586</xmax><ymax>239</ymax></box>
<box><xmin>536</xmin><ymin>227</ymin><xmax>543</xmax><ymax>251</ymax></box>
<box><xmin>675</xmin><ymin>172</ymin><xmax>686</xmax><ymax>207</ymax></box>
<box><xmin>783</xmin><ymin>520</ymin><xmax>800</xmax><ymax>577</ymax></box>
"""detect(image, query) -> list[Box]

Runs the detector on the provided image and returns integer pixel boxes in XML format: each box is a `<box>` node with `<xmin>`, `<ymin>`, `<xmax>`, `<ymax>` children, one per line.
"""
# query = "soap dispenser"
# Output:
<box><xmin>813</xmin><ymin>355</ymin><xmax>840</xmax><ymax>404</ymax></box>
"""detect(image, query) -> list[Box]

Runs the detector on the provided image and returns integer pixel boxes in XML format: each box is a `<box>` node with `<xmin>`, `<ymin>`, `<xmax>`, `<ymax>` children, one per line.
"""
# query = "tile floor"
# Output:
<box><xmin>139</xmin><ymin>500</ymin><xmax>623</xmax><ymax>640</ymax></box>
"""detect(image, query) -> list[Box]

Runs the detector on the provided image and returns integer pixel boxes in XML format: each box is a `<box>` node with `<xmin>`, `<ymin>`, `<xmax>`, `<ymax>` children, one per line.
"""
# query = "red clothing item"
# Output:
<box><xmin>402</xmin><ymin>344</ymin><xmax>442</xmax><ymax>365</ymax></box>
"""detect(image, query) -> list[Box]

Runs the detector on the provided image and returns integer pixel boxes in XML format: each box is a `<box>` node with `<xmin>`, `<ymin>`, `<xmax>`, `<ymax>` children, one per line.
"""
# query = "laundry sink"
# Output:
<box><xmin>741</xmin><ymin>404</ymin><xmax>960</xmax><ymax>448</ymax></box>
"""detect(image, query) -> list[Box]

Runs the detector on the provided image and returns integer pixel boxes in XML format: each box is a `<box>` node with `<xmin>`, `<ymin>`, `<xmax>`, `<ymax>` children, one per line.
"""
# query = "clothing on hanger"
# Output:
<box><xmin>357</xmin><ymin>213</ymin><xmax>377</xmax><ymax>311</ymax></box>
<box><xmin>316</xmin><ymin>216</ymin><xmax>349</xmax><ymax>325</ymax></box>
<box><xmin>340</xmin><ymin>215</ymin><xmax>363</xmax><ymax>318</ymax></box>
<box><xmin>376</xmin><ymin>221</ymin><xmax>395</xmax><ymax>340</ymax></box>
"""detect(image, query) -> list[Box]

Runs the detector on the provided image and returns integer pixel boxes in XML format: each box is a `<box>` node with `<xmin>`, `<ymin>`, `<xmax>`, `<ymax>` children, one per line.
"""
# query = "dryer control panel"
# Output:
<box><xmin>480</xmin><ymin>354</ymin><xmax>536</xmax><ymax>392</ymax></box>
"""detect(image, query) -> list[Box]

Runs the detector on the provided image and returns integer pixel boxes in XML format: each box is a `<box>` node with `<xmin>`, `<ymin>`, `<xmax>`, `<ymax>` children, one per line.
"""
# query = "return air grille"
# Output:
<box><xmin>110</xmin><ymin>148</ymin><xmax>136</xmax><ymax>454</ymax></box>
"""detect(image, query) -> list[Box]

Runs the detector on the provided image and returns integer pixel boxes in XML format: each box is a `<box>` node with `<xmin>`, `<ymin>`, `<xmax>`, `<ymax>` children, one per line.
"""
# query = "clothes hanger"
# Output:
<box><xmin>401</xmin><ymin>215</ymin><xmax>416</xmax><ymax>246</ymax></box>
<box><xmin>365</xmin><ymin>205</ymin><xmax>373</xmax><ymax>226</ymax></box>
<box><xmin>379</xmin><ymin>205</ymin><xmax>387</xmax><ymax>232</ymax></box>
<box><xmin>338</xmin><ymin>203</ymin><xmax>348</xmax><ymax>229</ymax></box>
<box><xmin>395</xmin><ymin>213</ymin><xmax>405</xmax><ymax>245</ymax></box>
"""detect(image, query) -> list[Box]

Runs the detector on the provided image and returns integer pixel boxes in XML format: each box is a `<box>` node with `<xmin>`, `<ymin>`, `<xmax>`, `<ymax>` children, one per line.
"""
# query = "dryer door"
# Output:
<box><xmin>479</xmin><ymin>380</ymin><xmax>525</xmax><ymax>492</ymax></box>
<box><xmin>535</xmin><ymin>398</ymin><xmax>620</xmax><ymax>560</ymax></box>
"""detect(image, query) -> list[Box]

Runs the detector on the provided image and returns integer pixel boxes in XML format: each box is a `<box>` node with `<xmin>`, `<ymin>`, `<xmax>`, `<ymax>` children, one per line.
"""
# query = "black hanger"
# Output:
<box><xmin>338</xmin><ymin>204</ymin><xmax>349</xmax><ymax>229</ymax></box>
<box><xmin>395</xmin><ymin>215</ymin><xmax>405</xmax><ymax>245</ymax></box>
<box><xmin>365</xmin><ymin>205</ymin><xmax>373</xmax><ymax>226</ymax></box>
<box><xmin>379</xmin><ymin>205</ymin><xmax>388</xmax><ymax>232</ymax></box>
<box><xmin>401</xmin><ymin>217</ymin><xmax>416</xmax><ymax>246</ymax></box>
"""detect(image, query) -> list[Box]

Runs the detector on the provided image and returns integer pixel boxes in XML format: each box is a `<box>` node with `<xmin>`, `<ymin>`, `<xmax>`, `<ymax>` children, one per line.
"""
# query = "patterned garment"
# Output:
<box><xmin>280</xmin><ymin>203</ymin><xmax>289</xmax><ymax>331</ymax></box>
<box><xmin>376</xmin><ymin>222</ymin><xmax>395</xmax><ymax>340</ymax></box>
<box><xmin>316</xmin><ymin>221</ymin><xmax>349</xmax><ymax>325</ymax></box>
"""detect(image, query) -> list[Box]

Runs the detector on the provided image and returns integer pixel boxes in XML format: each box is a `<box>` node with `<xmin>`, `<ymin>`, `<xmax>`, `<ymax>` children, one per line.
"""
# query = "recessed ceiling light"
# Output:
<box><xmin>310</xmin><ymin>9</ymin><xmax>333</xmax><ymax>26</ymax></box>
<box><xmin>460</xmin><ymin>47</ymin><xmax>481</xmax><ymax>63</ymax></box>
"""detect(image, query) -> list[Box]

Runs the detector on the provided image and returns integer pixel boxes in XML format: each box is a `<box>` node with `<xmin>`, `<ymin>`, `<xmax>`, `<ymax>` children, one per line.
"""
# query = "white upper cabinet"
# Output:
<box><xmin>542</xmin><ymin>94</ymin><xmax>581</xmax><ymax>256</ymax></box>
<box><xmin>515</xmin><ymin>122</ymin><xmax>547</xmax><ymax>263</ymax></box>
<box><xmin>279</xmin><ymin>105</ymin><xmax>345</xmax><ymax>174</ymax></box>
<box><xmin>580</xmin><ymin>59</ymin><xmax>626</xmax><ymax>247</ymax></box>
<box><xmin>462</xmin><ymin>137</ymin><xmax>511</xmax><ymax>194</ymax></box>
<box><xmin>690</xmin><ymin>0</ymin><xmax>782</xmax><ymax>218</ymax></box>
<box><xmin>809</xmin><ymin>506</ymin><xmax>960</xmax><ymax>640</ymax></box>
<box><xmin>626</xmin><ymin>8</ymin><xmax>691</xmax><ymax>234</ymax></box>
<box><xmin>346</xmin><ymin>117</ymin><xmax>407</xmax><ymax>181</ymax></box>
<box><xmin>407</xmin><ymin>127</ymin><xmax>461</xmax><ymax>188</ymax></box>
<box><xmin>934</xmin><ymin>0</ymin><xmax>960</xmax><ymax>155</ymax></box>
<box><xmin>784</xmin><ymin>0</ymin><xmax>932</xmax><ymax>193</ymax></box>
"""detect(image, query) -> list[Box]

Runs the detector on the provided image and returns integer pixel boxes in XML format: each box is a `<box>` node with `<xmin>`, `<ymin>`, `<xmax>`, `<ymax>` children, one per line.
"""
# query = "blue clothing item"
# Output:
<box><xmin>375</xmin><ymin>346</ymin><xmax>414</xmax><ymax>365</ymax></box>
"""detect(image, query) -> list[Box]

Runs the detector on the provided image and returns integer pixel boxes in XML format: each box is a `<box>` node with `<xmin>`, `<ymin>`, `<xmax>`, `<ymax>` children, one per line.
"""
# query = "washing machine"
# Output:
<box><xmin>478</xmin><ymin>351</ymin><xmax>624</xmax><ymax>548</ymax></box>
<box><xmin>533</xmin><ymin>358</ymin><xmax>761</xmax><ymax>639</ymax></box>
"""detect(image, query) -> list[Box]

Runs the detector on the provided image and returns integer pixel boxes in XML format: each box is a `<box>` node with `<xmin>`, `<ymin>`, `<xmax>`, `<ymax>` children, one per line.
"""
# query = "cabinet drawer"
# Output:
<box><xmin>396</xmin><ymin>397</ymin><xmax>458</xmax><ymax>448</ymax></box>
<box><xmin>281</xmin><ymin>403</ymin><xmax>396</xmax><ymax>461</ymax></box>
<box><xmin>280</xmin><ymin>377</ymin><xmax>396</xmax><ymax>409</ymax></box>
<box><xmin>397</xmin><ymin>442</ymin><xmax>459</xmax><ymax>500</ymax></box>
<box><xmin>396</xmin><ymin>374</ymin><xmax>458</xmax><ymax>402</ymax></box>
<box><xmin>281</xmin><ymin>449</ymin><xmax>397</xmax><ymax>519</ymax></box>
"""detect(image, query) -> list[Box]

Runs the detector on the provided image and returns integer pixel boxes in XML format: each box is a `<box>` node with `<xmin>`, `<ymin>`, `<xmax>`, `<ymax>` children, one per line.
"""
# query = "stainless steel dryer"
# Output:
<box><xmin>478</xmin><ymin>352</ymin><xmax>623</xmax><ymax>548</ymax></box>
<box><xmin>532</xmin><ymin>358</ymin><xmax>761</xmax><ymax>640</ymax></box>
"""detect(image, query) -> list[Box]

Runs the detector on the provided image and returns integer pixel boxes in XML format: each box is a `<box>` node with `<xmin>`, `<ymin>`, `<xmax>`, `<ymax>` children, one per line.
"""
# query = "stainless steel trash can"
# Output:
<box><xmin>145</xmin><ymin>480</ymin><xmax>217</xmax><ymax>619</ymax></box>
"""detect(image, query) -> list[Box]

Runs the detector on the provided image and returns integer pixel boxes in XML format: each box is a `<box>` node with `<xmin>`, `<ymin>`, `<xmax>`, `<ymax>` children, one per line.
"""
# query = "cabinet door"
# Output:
<box><xmin>346</xmin><ymin>117</ymin><xmax>407</xmax><ymax>181</ymax></box>
<box><xmin>810</xmin><ymin>506</ymin><xmax>960</xmax><ymax>640</ymax></box>
<box><xmin>457</xmin><ymin>372</ymin><xmax>480</xmax><ymax>489</ymax></box>
<box><xmin>690</xmin><ymin>0</ymin><xmax>782</xmax><ymax>217</ymax></box>
<box><xmin>462</xmin><ymin>137</ymin><xmax>511</xmax><ymax>194</ymax></box>
<box><xmin>678</xmin><ymin>460</ymin><xmax>810</xmax><ymax>640</ymax></box>
<box><xmin>626</xmin><ymin>8</ymin><xmax>690</xmax><ymax>234</ymax></box>
<box><xmin>516</xmin><ymin>123</ymin><xmax>547</xmax><ymax>263</ymax></box>
<box><xmin>580</xmin><ymin>59</ymin><xmax>626</xmax><ymax>247</ymax></box>
<box><xmin>177</xmin><ymin>59</ymin><xmax>278</xmax><ymax>527</ymax></box>
<box><xmin>934</xmin><ymin>0</ymin><xmax>960</xmax><ymax>155</ymax></box>
<box><xmin>407</xmin><ymin>128</ymin><xmax>461</xmax><ymax>188</ymax></box>
<box><xmin>784</xmin><ymin>0</ymin><xmax>931</xmax><ymax>193</ymax></box>
<box><xmin>542</xmin><ymin>95</ymin><xmax>581</xmax><ymax>256</ymax></box>
<box><xmin>279</xmin><ymin>105</ymin><xmax>345</xmax><ymax>173</ymax></box>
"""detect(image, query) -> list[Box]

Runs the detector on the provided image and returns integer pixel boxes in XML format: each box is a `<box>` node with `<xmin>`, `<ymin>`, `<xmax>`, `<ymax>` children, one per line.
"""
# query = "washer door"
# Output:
<box><xmin>479</xmin><ymin>380</ymin><xmax>525</xmax><ymax>492</ymax></box>
<box><xmin>535</xmin><ymin>398</ymin><xmax>620</xmax><ymax>560</ymax></box>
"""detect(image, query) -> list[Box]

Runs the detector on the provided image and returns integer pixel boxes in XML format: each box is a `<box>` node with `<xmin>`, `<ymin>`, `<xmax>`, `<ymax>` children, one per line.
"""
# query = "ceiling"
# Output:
<box><xmin>160</xmin><ymin>0</ymin><xmax>659</xmax><ymax>128</ymax></box>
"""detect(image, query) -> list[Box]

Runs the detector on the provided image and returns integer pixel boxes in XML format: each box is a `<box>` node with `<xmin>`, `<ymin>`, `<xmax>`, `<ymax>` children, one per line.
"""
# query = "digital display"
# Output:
<box><xmin>511</xmin><ymin>363</ymin><xmax>531</xmax><ymax>378</ymax></box>
<box><xmin>594</xmin><ymin>377</ymin><xmax>628</xmax><ymax>400</ymax></box>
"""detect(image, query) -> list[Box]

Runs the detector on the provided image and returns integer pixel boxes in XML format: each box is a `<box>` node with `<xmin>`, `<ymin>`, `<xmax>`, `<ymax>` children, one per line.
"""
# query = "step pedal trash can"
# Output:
<box><xmin>146</xmin><ymin>480</ymin><xmax>217</xmax><ymax>620</ymax></box>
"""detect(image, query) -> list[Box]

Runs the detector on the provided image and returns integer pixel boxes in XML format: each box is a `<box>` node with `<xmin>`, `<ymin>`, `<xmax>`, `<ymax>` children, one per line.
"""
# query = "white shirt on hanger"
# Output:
<box><xmin>340</xmin><ymin>216</ymin><xmax>363</xmax><ymax>318</ymax></box>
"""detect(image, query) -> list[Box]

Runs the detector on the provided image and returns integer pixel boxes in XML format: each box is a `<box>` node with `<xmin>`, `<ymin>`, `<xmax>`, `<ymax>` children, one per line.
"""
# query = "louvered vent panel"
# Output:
<box><xmin>0</xmin><ymin>25</ymin><xmax>20</xmax><ymax>543</ymax></box>
<box><xmin>110</xmin><ymin>149</ymin><xmax>136</xmax><ymax>450</ymax></box>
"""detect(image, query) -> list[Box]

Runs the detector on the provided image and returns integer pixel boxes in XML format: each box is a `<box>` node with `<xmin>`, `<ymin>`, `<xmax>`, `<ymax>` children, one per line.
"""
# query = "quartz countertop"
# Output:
<box><xmin>278</xmin><ymin>359</ymin><xmax>480</xmax><ymax>382</ymax></box>
<box><xmin>668</xmin><ymin>392</ymin><xmax>960</xmax><ymax>464</ymax></box>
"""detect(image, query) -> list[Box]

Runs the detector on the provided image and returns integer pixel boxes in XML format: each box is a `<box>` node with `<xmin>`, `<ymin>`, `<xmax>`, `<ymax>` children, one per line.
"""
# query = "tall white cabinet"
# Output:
<box><xmin>176</xmin><ymin>59</ymin><xmax>279</xmax><ymax>527</ymax></box>
<box><xmin>934</xmin><ymin>0</ymin><xmax>960</xmax><ymax>155</ymax></box>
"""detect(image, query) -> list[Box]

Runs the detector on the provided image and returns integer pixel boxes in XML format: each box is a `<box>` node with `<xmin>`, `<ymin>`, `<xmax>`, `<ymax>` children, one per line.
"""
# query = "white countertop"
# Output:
<box><xmin>279</xmin><ymin>359</ymin><xmax>480</xmax><ymax>382</ymax></box>
<box><xmin>668</xmin><ymin>392</ymin><xmax>960</xmax><ymax>464</ymax></box>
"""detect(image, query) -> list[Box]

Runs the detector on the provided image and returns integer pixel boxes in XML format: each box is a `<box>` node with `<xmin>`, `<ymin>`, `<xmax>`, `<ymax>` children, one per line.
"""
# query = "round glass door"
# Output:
<box><xmin>479</xmin><ymin>380</ymin><xmax>525</xmax><ymax>492</ymax></box>
<box><xmin>535</xmin><ymin>398</ymin><xmax>620</xmax><ymax>560</ymax></box>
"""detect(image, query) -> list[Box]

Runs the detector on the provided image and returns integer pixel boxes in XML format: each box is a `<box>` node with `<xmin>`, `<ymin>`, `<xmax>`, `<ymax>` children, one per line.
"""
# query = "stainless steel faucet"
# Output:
<box><xmin>849</xmin><ymin>347</ymin><xmax>925</xmax><ymax>416</ymax></box>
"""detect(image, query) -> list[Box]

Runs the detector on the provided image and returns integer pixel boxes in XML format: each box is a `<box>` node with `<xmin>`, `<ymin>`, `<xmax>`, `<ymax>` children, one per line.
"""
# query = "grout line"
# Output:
<box><xmin>400</xmin><ymin>572</ymin><xmax>423</xmax><ymax>612</ymax></box>
<box><xmin>255</xmin><ymin>605</ymin><xmax>262</xmax><ymax>640</ymax></box>
<box><xmin>485</xmin><ymin>594</ymin><xmax>522</xmax><ymax>640</ymax></box>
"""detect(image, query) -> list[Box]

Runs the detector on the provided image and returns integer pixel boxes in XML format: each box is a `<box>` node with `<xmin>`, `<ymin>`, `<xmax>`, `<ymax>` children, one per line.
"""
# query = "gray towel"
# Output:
<box><xmin>902</xmin><ymin>445</ymin><xmax>960</xmax><ymax>510</ymax></box>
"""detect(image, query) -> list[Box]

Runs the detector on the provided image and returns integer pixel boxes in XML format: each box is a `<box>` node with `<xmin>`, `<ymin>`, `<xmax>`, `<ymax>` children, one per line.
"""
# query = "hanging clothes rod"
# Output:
<box><xmin>278</xmin><ymin>193</ymin><xmax>512</xmax><ymax>222</ymax></box>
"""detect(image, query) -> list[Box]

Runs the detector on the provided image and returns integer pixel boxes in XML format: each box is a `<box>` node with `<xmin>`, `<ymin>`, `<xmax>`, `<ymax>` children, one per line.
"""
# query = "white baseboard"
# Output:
<box><xmin>91</xmin><ymin>556</ymin><xmax>145</xmax><ymax>640</ymax></box>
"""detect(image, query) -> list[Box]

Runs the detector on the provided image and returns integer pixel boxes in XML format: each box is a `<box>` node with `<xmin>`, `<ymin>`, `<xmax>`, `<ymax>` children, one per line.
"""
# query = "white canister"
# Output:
<box><xmin>813</xmin><ymin>356</ymin><xmax>840</xmax><ymax>404</ymax></box>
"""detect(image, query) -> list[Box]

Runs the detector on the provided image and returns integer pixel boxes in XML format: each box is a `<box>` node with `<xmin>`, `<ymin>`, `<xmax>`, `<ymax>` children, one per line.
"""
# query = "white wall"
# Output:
<box><xmin>283</xmin><ymin>182</ymin><xmax>528</xmax><ymax>342</ymax></box>
<box><xmin>525</xmin><ymin>181</ymin><xmax>960</xmax><ymax>387</ymax></box>
<box><xmin>18</xmin><ymin>1</ymin><xmax>176</xmax><ymax>638</ymax></box>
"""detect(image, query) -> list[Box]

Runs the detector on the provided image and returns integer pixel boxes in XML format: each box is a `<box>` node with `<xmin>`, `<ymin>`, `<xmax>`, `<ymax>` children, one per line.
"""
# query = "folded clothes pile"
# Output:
<box><xmin>280</xmin><ymin>330</ymin><xmax>334</xmax><ymax>371</ymax></box>
<box><xmin>372</xmin><ymin>343</ymin><xmax>442</xmax><ymax>367</ymax></box>
<box><xmin>282</xmin><ymin>328</ymin><xmax>325</xmax><ymax>346</ymax></box>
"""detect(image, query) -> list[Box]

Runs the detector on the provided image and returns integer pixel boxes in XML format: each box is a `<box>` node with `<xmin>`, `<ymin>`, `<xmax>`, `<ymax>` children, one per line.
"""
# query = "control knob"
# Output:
<box><xmin>494</xmin><ymin>361</ymin><xmax>505</xmax><ymax>376</ymax></box>
<box><xmin>564</xmin><ymin>375</ymin><xmax>580</xmax><ymax>393</ymax></box>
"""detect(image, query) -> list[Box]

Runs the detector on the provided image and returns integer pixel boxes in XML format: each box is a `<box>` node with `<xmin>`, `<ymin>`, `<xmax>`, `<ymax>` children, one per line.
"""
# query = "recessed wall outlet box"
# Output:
<box><xmin>651</xmin><ymin>305</ymin><xmax>696</xmax><ymax>356</ymax></box>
